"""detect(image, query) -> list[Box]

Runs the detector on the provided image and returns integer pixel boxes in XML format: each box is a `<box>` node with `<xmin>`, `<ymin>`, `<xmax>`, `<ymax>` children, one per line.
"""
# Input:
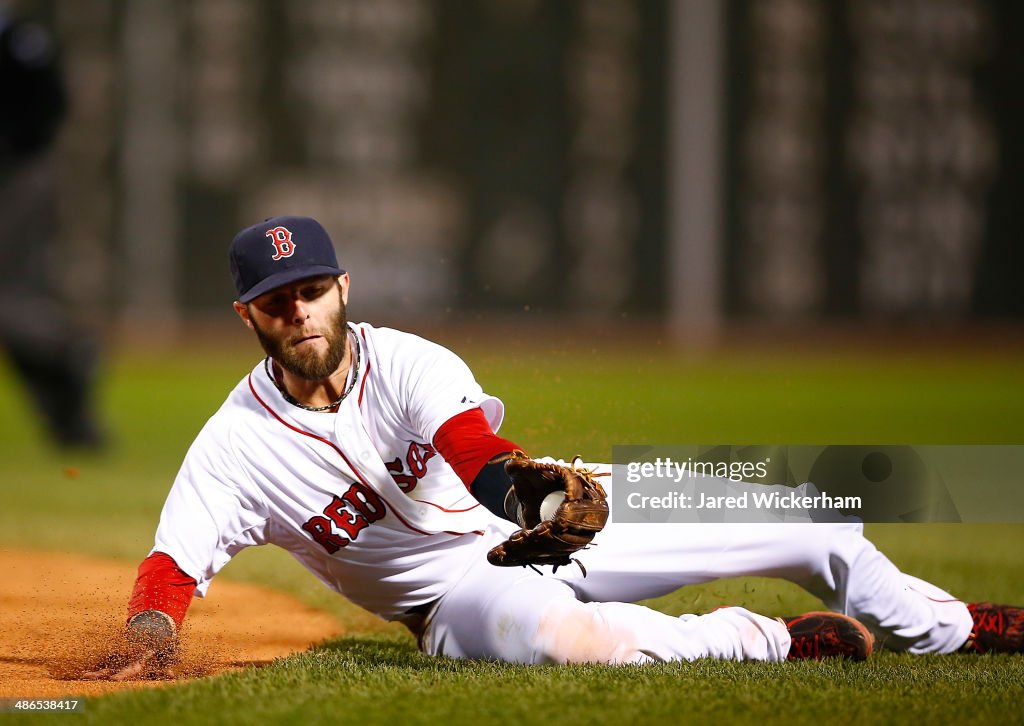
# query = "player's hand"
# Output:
<box><xmin>82</xmin><ymin>610</ymin><xmax>178</xmax><ymax>681</ymax></box>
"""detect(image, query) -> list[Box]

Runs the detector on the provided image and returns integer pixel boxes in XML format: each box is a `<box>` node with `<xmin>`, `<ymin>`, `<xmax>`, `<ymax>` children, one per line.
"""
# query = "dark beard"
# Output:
<box><xmin>252</xmin><ymin>293</ymin><xmax>349</xmax><ymax>381</ymax></box>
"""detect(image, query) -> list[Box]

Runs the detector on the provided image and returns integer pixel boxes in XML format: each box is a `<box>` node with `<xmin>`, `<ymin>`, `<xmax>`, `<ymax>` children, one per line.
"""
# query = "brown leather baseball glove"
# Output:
<box><xmin>487</xmin><ymin>452</ymin><xmax>609</xmax><ymax>573</ymax></box>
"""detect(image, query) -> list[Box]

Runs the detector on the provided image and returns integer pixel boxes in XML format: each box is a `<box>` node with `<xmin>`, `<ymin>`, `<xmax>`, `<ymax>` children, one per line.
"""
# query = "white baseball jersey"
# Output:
<box><xmin>151</xmin><ymin>323</ymin><xmax>514</xmax><ymax>621</ymax></box>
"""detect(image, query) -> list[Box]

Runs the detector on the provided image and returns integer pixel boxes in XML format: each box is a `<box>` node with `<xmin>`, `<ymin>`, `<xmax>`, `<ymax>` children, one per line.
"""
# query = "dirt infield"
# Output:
<box><xmin>0</xmin><ymin>549</ymin><xmax>344</xmax><ymax>698</ymax></box>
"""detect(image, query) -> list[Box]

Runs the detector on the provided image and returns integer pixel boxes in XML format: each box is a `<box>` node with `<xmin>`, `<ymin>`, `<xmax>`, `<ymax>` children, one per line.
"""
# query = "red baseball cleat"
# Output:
<box><xmin>783</xmin><ymin>612</ymin><xmax>873</xmax><ymax>661</ymax></box>
<box><xmin>961</xmin><ymin>602</ymin><xmax>1024</xmax><ymax>654</ymax></box>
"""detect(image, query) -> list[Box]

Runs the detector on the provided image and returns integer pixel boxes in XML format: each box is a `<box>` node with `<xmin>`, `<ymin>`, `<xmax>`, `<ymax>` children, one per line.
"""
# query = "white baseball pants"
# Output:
<box><xmin>420</xmin><ymin>520</ymin><xmax>973</xmax><ymax>664</ymax></box>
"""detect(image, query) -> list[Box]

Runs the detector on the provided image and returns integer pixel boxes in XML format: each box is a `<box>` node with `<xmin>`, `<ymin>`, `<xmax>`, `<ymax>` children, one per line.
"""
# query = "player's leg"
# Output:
<box><xmin>560</xmin><ymin>519</ymin><xmax>972</xmax><ymax>654</ymax></box>
<box><xmin>421</xmin><ymin>547</ymin><xmax>790</xmax><ymax>664</ymax></box>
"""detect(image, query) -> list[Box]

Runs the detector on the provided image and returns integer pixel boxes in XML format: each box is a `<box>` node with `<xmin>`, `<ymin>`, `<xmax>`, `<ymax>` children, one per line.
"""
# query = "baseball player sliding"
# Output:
<box><xmin>86</xmin><ymin>216</ymin><xmax>1022</xmax><ymax>680</ymax></box>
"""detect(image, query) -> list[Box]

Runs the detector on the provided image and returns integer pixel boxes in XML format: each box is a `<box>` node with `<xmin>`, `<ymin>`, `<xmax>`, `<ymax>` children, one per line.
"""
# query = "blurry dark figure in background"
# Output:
<box><xmin>0</xmin><ymin>9</ymin><xmax>104</xmax><ymax>449</ymax></box>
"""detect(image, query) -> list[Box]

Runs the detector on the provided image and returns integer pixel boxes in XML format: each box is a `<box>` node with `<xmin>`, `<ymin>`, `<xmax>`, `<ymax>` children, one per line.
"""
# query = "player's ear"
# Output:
<box><xmin>233</xmin><ymin>301</ymin><xmax>255</xmax><ymax>330</ymax></box>
<box><xmin>337</xmin><ymin>273</ymin><xmax>350</xmax><ymax>305</ymax></box>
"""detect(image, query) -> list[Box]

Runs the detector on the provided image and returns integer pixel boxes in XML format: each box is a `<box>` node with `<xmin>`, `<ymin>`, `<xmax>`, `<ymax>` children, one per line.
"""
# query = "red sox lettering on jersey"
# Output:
<box><xmin>304</xmin><ymin>442</ymin><xmax>438</xmax><ymax>551</ymax></box>
<box><xmin>266</xmin><ymin>225</ymin><xmax>297</xmax><ymax>260</ymax></box>
<box><xmin>386</xmin><ymin>442</ymin><xmax>438</xmax><ymax>494</ymax></box>
<box><xmin>302</xmin><ymin>481</ymin><xmax>388</xmax><ymax>553</ymax></box>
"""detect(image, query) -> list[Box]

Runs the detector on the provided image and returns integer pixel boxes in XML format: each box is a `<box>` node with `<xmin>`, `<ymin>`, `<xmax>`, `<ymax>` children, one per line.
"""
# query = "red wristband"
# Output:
<box><xmin>127</xmin><ymin>551</ymin><xmax>197</xmax><ymax>628</ymax></box>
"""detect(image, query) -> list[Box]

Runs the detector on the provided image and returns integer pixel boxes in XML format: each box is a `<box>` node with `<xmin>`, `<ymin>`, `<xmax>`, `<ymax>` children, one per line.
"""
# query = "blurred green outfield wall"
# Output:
<box><xmin>13</xmin><ymin>0</ymin><xmax>1024</xmax><ymax>328</ymax></box>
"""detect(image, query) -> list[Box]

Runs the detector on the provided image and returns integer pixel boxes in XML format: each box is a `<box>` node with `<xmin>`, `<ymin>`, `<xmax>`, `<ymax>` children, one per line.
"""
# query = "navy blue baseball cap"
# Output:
<box><xmin>230</xmin><ymin>215</ymin><xmax>344</xmax><ymax>302</ymax></box>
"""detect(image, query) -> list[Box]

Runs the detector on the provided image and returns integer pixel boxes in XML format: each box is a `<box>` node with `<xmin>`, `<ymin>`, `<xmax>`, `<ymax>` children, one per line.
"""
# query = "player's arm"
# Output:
<box><xmin>433</xmin><ymin>407</ymin><xmax>523</xmax><ymax>522</ymax></box>
<box><xmin>83</xmin><ymin>552</ymin><xmax>197</xmax><ymax>681</ymax></box>
<box><xmin>85</xmin><ymin>419</ymin><xmax>269</xmax><ymax>680</ymax></box>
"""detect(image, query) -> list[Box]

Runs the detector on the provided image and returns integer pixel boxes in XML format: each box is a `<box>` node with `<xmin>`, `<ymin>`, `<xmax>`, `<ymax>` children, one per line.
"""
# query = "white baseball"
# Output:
<box><xmin>539</xmin><ymin>491</ymin><xmax>566</xmax><ymax>522</ymax></box>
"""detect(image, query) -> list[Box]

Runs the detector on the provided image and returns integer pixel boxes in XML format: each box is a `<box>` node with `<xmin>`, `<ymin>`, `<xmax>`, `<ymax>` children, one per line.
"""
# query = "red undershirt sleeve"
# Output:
<box><xmin>432</xmin><ymin>408</ymin><xmax>524</xmax><ymax>488</ymax></box>
<box><xmin>127</xmin><ymin>551</ymin><xmax>197</xmax><ymax>628</ymax></box>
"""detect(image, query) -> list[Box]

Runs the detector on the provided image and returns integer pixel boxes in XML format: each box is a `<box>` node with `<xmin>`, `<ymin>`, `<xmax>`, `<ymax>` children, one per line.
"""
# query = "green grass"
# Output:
<box><xmin>1</xmin><ymin>332</ymin><xmax>1023</xmax><ymax>724</ymax></box>
<box><xmin>38</xmin><ymin>642</ymin><xmax>1024</xmax><ymax>726</ymax></box>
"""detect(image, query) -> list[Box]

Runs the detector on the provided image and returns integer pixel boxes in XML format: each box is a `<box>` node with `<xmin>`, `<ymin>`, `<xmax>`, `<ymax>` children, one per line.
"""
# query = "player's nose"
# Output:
<box><xmin>289</xmin><ymin>298</ymin><xmax>311</xmax><ymax>324</ymax></box>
